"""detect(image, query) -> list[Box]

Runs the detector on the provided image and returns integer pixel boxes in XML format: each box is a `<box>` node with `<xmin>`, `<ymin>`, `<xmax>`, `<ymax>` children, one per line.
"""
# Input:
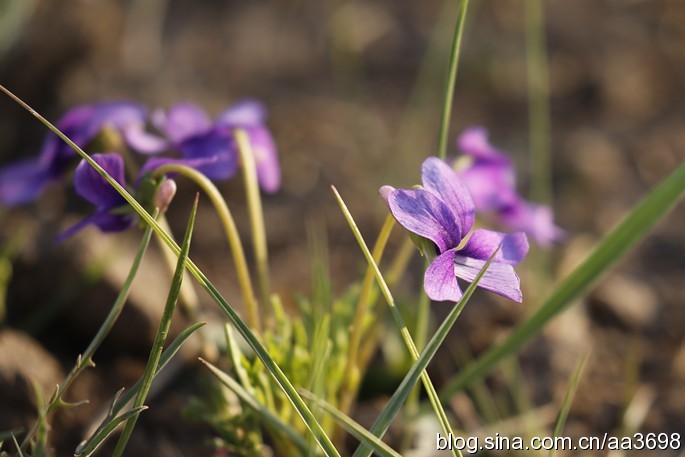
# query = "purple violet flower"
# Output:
<box><xmin>381</xmin><ymin>157</ymin><xmax>529</xmax><ymax>302</ymax></box>
<box><xmin>57</xmin><ymin>153</ymin><xmax>135</xmax><ymax>240</ymax></box>
<box><xmin>133</xmin><ymin>100</ymin><xmax>281</xmax><ymax>193</ymax></box>
<box><xmin>455</xmin><ymin>127</ymin><xmax>564</xmax><ymax>247</ymax></box>
<box><xmin>0</xmin><ymin>102</ymin><xmax>149</xmax><ymax>206</ymax></box>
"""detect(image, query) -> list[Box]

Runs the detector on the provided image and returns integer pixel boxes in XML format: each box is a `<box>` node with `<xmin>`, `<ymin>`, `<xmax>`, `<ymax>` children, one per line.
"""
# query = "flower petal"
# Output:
<box><xmin>499</xmin><ymin>201</ymin><xmax>565</xmax><ymax>248</ymax></box>
<box><xmin>421</xmin><ymin>157</ymin><xmax>475</xmax><ymax>236</ymax></box>
<box><xmin>177</xmin><ymin>127</ymin><xmax>239</xmax><ymax>180</ymax></box>
<box><xmin>457</xmin><ymin>161</ymin><xmax>518</xmax><ymax>212</ymax></box>
<box><xmin>153</xmin><ymin>103</ymin><xmax>212</xmax><ymax>143</ymax></box>
<box><xmin>459</xmin><ymin>229</ymin><xmax>529</xmax><ymax>265</ymax></box>
<box><xmin>454</xmin><ymin>255</ymin><xmax>523</xmax><ymax>302</ymax></box>
<box><xmin>457</xmin><ymin>126</ymin><xmax>510</xmax><ymax>163</ymax></box>
<box><xmin>73</xmin><ymin>153</ymin><xmax>127</xmax><ymax>208</ymax></box>
<box><xmin>424</xmin><ymin>249</ymin><xmax>462</xmax><ymax>302</ymax></box>
<box><xmin>122</xmin><ymin>124</ymin><xmax>169</xmax><ymax>154</ymax></box>
<box><xmin>56</xmin><ymin>210</ymin><xmax>134</xmax><ymax>241</ymax></box>
<box><xmin>0</xmin><ymin>159</ymin><xmax>53</xmax><ymax>206</ymax></box>
<box><xmin>386</xmin><ymin>187</ymin><xmax>463</xmax><ymax>253</ymax></box>
<box><xmin>216</xmin><ymin>99</ymin><xmax>267</xmax><ymax>126</ymax></box>
<box><xmin>245</xmin><ymin>126</ymin><xmax>280</xmax><ymax>193</ymax></box>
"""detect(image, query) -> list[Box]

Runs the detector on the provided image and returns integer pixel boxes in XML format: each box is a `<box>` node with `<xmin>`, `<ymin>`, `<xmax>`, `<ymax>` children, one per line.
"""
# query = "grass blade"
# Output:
<box><xmin>351</xmin><ymin>248</ymin><xmax>499</xmax><ymax>457</ymax></box>
<box><xmin>301</xmin><ymin>391</ymin><xmax>402</xmax><ymax>457</ymax></box>
<box><xmin>549</xmin><ymin>351</ymin><xmax>590</xmax><ymax>457</ymax></box>
<box><xmin>441</xmin><ymin>160</ymin><xmax>685</xmax><ymax>399</ymax></box>
<box><xmin>74</xmin><ymin>407</ymin><xmax>148</xmax><ymax>457</ymax></box>
<box><xmin>199</xmin><ymin>358</ymin><xmax>309</xmax><ymax>454</ymax></box>
<box><xmin>0</xmin><ymin>85</ymin><xmax>340</xmax><ymax>457</ymax></box>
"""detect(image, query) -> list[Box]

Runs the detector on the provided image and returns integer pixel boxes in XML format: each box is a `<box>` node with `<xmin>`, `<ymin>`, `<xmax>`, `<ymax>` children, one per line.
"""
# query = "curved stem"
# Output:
<box><xmin>437</xmin><ymin>0</ymin><xmax>470</xmax><ymax>160</ymax></box>
<box><xmin>152</xmin><ymin>164</ymin><xmax>261</xmax><ymax>332</ymax></box>
<box><xmin>233</xmin><ymin>129</ymin><xmax>272</xmax><ymax>312</ymax></box>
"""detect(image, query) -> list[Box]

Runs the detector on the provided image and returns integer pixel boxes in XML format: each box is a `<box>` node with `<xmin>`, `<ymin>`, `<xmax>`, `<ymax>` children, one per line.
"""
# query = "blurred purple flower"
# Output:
<box><xmin>381</xmin><ymin>157</ymin><xmax>529</xmax><ymax>302</ymax></box>
<box><xmin>135</xmin><ymin>100</ymin><xmax>280</xmax><ymax>193</ymax></box>
<box><xmin>0</xmin><ymin>102</ymin><xmax>148</xmax><ymax>206</ymax></box>
<box><xmin>57</xmin><ymin>153</ymin><xmax>135</xmax><ymax>240</ymax></box>
<box><xmin>455</xmin><ymin>127</ymin><xmax>564</xmax><ymax>247</ymax></box>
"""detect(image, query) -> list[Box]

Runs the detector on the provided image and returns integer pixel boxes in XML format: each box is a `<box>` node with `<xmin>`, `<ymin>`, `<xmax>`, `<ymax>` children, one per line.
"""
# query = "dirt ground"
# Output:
<box><xmin>0</xmin><ymin>0</ymin><xmax>684</xmax><ymax>455</ymax></box>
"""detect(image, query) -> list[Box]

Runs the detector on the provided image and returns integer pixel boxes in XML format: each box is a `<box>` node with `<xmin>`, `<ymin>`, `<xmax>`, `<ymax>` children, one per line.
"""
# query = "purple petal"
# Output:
<box><xmin>459</xmin><ymin>229</ymin><xmax>529</xmax><ymax>265</ymax></box>
<box><xmin>457</xmin><ymin>161</ymin><xmax>518</xmax><ymax>212</ymax></box>
<box><xmin>177</xmin><ymin>127</ymin><xmax>239</xmax><ymax>181</ymax></box>
<box><xmin>245</xmin><ymin>126</ymin><xmax>280</xmax><ymax>193</ymax></box>
<box><xmin>454</xmin><ymin>255</ymin><xmax>523</xmax><ymax>302</ymax></box>
<box><xmin>457</xmin><ymin>127</ymin><xmax>510</xmax><ymax>163</ymax></box>
<box><xmin>73</xmin><ymin>153</ymin><xmax>127</xmax><ymax>208</ymax></box>
<box><xmin>379</xmin><ymin>185</ymin><xmax>394</xmax><ymax>204</ymax></box>
<box><xmin>421</xmin><ymin>157</ymin><xmax>475</xmax><ymax>235</ymax></box>
<box><xmin>386</xmin><ymin>187</ymin><xmax>463</xmax><ymax>253</ymax></box>
<box><xmin>216</xmin><ymin>99</ymin><xmax>267</xmax><ymax>126</ymax></box>
<box><xmin>424</xmin><ymin>249</ymin><xmax>463</xmax><ymax>302</ymax></box>
<box><xmin>499</xmin><ymin>201</ymin><xmax>565</xmax><ymax>248</ymax></box>
<box><xmin>153</xmin><ymin>103</ymin><xmax>212</xmax><ymax>143</ymax></box>
<box><xmin>138</xmin><ymin>156</ymin><xmax>224</xmax><ymax>179</ymax></box>
<box><xmin>122</xmin><ymin>124</ymin><xmax>169</xmax><ymax>154</ymax></box>
<box><xmin>57</xmin><ymin>210</ymin><xmax>134</xmax><ymax>241</ymax></box>
<box><xmin>0</xmin><ymin>159</ymin><xmax>53</xmax><ymax>206</ymax></box>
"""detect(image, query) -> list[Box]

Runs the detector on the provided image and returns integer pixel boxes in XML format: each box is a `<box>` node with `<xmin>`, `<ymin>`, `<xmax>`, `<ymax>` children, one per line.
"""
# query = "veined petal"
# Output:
<box><xmin>245</xmin><ymin>126</ymin><xmax>280</xmax><ymax>193</ymax></box>
<box><xmin>421</xmin><ymin>157</ymin><xmax>475</xmax><ymax>235</ymax></box>
<box><xmin>216</xmin><ymin>99</ymin><xmax>267</xmax><ymax>126</ymax></box>
<box><xmin>386</xmin><ymin>187</ymin><xmax>463</xmax><ymax>253</ymax></box>
<box><xmin>459</xmin><ymin>229</ymin><xmax>529</xmax><ymax>265</ymax></box>
<box><xmin>454</xmin><ymin>255</ymin><xmax>523</xmax><ymax>302</ymax></box>
<box><xmin>424</xmin><ymin>249</ymin><xmax>462</xmax><ymax>302</ymax></box>
<box><xmin>73</xmin><ymin>153</ymin><xmax>127</xmax><ymax>208</ymax></box>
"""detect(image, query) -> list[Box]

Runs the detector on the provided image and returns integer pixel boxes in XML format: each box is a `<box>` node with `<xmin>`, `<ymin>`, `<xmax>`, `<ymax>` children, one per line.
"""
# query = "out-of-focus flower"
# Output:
<box><xmin>57</xmin><ymin>153</ymin><xmax>135</xmax><ymax>240</ymax></box>
<box><xmin>134</xmin><ymin>100</ymin><xmax>280</xmax><ymax>193</ymax></box>
<box><xmin>0</xmin><ymin>102</ymin><xmax>148</xmax><ymax>205</ymax></box>
<box><xmin>455</xmin><ymin>127</ymin><xmax>564</xmax><ymax>247</ymax></box>
<box><xmin>381</xmin><ymin>157</ymin><xmax>529</xmax><ymax>302</ymax></box>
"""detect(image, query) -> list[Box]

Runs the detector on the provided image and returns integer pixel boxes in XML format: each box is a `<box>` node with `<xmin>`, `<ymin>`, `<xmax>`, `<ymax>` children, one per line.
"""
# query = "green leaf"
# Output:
<box><xmin>301</xmin><ymin>391</ymin><xmax>402</xmax><ymax>457</ymax></box>
<box><xmin>441</xmin><ymin>160</ymin><xmax>685</xmax><ymax>399</ymax></box>
<box><xmin>199</xmin><ymin>358</ymin><xmax>309</xmax><ymax>454</ymax></box>
<box><xmin>74</xmin><ymin>407</ymin><xmax>147</xmax><ymax>457</ymax></box>
<box><xmin>351</xmin><ymin>248</ymin><xmax>498</xmax><ymax>457</ymax></box>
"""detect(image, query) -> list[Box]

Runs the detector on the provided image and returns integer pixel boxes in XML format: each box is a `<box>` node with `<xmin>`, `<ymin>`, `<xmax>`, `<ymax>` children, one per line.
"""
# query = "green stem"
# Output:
<box><xmin>332</xmin><ymin>187</ymin><xmax>462</xmax><ymax>457</ymax></box>
<box><xmin>437</xmin><ymin>0</ymin><xmax>470</xmax><ymax>160</ymax></box>
<box><xmin>233</xmin><ymin>128</ymin><xmax>272</xmax><ymax>313</ymax></box>
<box><xmin>339</xmin><ymin>215</ymin><xmax>395</xmax><ymax>417</ymax></box>
<box><xmin>112</xmin><ymin>197</ymin><xmax>197</xmax><ymax>457</ymax></box>
<box><xmin>526</xmin><ymin>0</ymin><xmax>551</xmax><ymax>205</ymax></box>
<box><xmin>20</xmin><ymin>219</ymin><xmax>156</xmax><ymax>451</ymax></box>
<box><xmin>152</xmin><ymin>164</ymin><xmax>261</xmax><ymax>333</ymax></box>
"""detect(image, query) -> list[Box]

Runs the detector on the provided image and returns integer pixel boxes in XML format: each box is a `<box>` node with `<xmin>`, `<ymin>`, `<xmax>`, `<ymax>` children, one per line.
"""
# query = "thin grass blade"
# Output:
<box><xmin>441</xmin><ymin>160</ymin><xmax>685</xmax><ymax>399</ymax></box>
<box><xmin>74</xmin><ymin>407</ymin><xmax>147</xmax><ymax>457</ymax></box>
<box><xmin>301</xmin><ymin>391</ymin><xmax>402</xmax><ymax>457</ymax></box>
<box><xmin>352</xmin><ymin>248</ymin><xmax>498</xmax><ymax>457</ymax></box>
<box><xmin>199</xmin><ymin>358</ymin><xmax>309</xmax><ymax>454</ymax></box>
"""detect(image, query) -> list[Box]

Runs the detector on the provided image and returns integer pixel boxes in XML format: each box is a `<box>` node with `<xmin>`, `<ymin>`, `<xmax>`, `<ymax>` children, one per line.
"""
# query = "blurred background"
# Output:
<box><xmin>0</xmin><ymin>0</ymin><xmax>684</xmax><ymax>455</ymax></box>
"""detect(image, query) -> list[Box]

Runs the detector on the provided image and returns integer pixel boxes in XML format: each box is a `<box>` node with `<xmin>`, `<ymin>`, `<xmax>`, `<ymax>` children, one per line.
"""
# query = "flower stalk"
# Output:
<box><xmin>152</xmin><ymin>163</ymin><xmax>261</xmax><ymax>332</ymax></box>
<box><xmin>234</xmin><ymin>128</ymin><xmax>272</xmax><ymax>312</ymax></box>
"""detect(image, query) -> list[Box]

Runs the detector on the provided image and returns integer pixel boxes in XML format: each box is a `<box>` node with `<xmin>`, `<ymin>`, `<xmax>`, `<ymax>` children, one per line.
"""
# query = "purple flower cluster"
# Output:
<box><xmin>0</xmin><ymin>100</ymin><xmax>280</xmax><ymax>238</ymax></box>
<box><xmin>455</xmin><ymin>127</ymin><xmax>564</xmax><ymax>247</ymax></box>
